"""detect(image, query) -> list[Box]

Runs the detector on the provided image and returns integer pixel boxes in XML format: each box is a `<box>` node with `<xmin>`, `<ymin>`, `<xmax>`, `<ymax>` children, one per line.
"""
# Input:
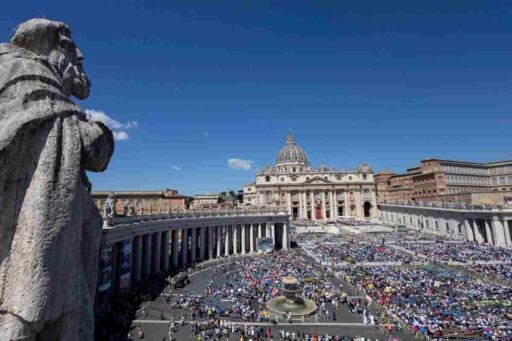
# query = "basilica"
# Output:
<box><xmin>243</xmin><ymin>132</ymin><xmax>378</xmax><ymax>221</ymax></box>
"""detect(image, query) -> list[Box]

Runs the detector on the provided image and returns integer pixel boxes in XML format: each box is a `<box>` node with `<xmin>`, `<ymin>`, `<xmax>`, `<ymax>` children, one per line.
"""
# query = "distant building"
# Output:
<box><xmin>243</xmin><ymin>132</ymin><xmax>377</xmax><ymax>221</ymax></box>
<box><xmin>376</xmin><ymin>159</ymin><xmax>512</xmax><ymax>204</ymax></box>
<box><xmin>192</xmin><ymin>193</ymin><xmax>220</xmax><ymax>208</ymax></box>
<box><xmin>92</xmin><ymin>189</ymin><xmax>190</xmax><ymax>214</ymax></box>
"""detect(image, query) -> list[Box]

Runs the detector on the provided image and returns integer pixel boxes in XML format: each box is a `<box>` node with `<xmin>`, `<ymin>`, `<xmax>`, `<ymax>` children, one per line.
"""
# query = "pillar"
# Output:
<box><xmin>142</xmin><ymin>234</ymin><xmax>152</xmax><ymax>277</ymax></box>
<box><xmin>344</xmin><ymin>191</ymin><xmax>350</xmax><ymax>217</ymax></box>
<box><xmin>484</xmin><ymin>220</ymin><xmax>494</xmax><ymax>245</ymax></box>
<box><xmin>250</xmin><ymin>224</ymin><xmax>255</xmax><ymax>253</ymax></box>
<box><xmin>298</xmin><ymin>191</ymin><xmax>303</xmax><ymax>219</ymax></box>
<box><xmin>330</xmin><ymin>191</ymin><xmax>336</xmax><ymax>220</ymax></box>
<box><xmin>271</xmin><ymin>223</ymin><xmax>275</xmax><ymax>247</ymax></box>
<box><xmin>287</xmin><ymin>192</ymin><xmax>292</xmax><ymax>217</ymax></box>
<box><xmin>132</xmin><ymin>236</ymin><xmax>142</xmax><ymax>282</ymax></box>
<box><xmin>111</xmin><ymin>242</ymin><xmax>120</xmax><ymax>293</ymax></box>
<box><xmin>208</xmin><ymin>226</ymin><xmax>214</xmax><ymax>259</ymax></box>
<box><xmin>301</xmin><ymin>192</ymin><xmax>306</xmax><ymax>219</ymax></box>
<box><xmin>282</xmin><ymin>222</ymin><xmax>289</xmax><ymax>250</ymax></box>
<box><xmin>371</xmin><ymin>190</ymin><xmax>378</xmax><ymax>218</ymax></box>
<box><xmin>504</xmin><ymin>220</ymin><xmax>512</xmax><ymax>246</ymax></box>
<box><xmin>241</xmin><ymin>224</ymin><xmax>246</xmax><ymax>254</ymax></box>
<box><xmin>465</xmin><ymin>219</ymin><xmax>475</xmax><ymax>242</ymax></box>
<box><xmin>162</xmin><ymin>231</ymin><xmax>170</xmax><ymax>272</ymax></box>
<box><xmin>355</xmin><ymin>191</ymin><xmax>362</xmax><ymax>218</ymax></box>
<box><xmin>491</xmin><ymin>218</ymin><xmax>506</xmax><ymax>247</ymax></box>
<box><xmin>474</xmin><ymin>220</ymin><xmax>484</xmax><ymax>243</ymax></box>
<box><xmin>199</xmin><ymin>226</ymin><xmax>206</xmax><ymax>260</ymax></box>
<box><xmin>172</xmin><ymin>230</ymin><xmax>179</xmax><ymax>269</ymax></box>
<box><xmin>190</xmin><ymin>227</ymin><xmax>197</xmax><ymax>263</ymax></box>
<box><xmin>310</xmin><ymin>192</ymin><xmax>315</xmax><ymax>220</ymax></box>
<box><xmin>216</xmin><ymin>226</ymin><xmax>222</xmax><ymax>258</ymax></box>
<box><xmin>224</xmin><ymin>225</ymin><xmax>230</xmax><ymax>256</ymax></box>
<box><xmin>153</xmin><ymin>232</ymin><xmax>161</xmax><ymax>273</ymax></box>
<box><xmin>258</xmin><ymin>223</ymin><xmax>262</xmax><ymax>238</ymax></box>
<box><xmin>233</xmin><ymin>224</ymin><xmax>238</xmax><ymax>255</ymax></box>
<box><xmin>321</xmin><ymin>191</ymin><xmax>327</xmax><ymax>221</ymax></box>
<box><xmin>181</xmin><ymin>228</ymin><xmax>188</xmax><ymax>266</ymax></box>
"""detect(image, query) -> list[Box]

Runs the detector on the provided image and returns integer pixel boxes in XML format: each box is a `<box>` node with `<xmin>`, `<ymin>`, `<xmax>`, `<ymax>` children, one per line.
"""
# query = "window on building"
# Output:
<box><xmin>265</xmin><ymin>176</ymin><xmax>270</xmax><ymax>182</ymax></box>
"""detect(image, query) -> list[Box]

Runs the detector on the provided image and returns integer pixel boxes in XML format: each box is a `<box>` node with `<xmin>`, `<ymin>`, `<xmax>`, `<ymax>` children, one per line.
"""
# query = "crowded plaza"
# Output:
<box><xmin>94</xmin><ymin>226</ymin><xmax>512</xmax><ymax>340</ymax></box>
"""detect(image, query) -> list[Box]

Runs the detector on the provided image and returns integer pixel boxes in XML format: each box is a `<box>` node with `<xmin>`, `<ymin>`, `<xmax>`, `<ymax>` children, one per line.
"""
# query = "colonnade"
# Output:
<box><xmin>101</xmin><ymin>221</ymin><xmax>290</xmax><ymax>295</ymax></box>
<box><xmin>379</xmin><ymin>204</ymin><xmax>512</xmax><ymax>247</ymax></box>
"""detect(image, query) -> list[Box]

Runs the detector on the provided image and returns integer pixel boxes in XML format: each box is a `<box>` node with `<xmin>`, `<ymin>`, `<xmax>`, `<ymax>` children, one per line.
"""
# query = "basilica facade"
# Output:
<box><xmin>243</xmin><ymin>132</ymin><xmax>378</xmax><ymax>221</ymax></box>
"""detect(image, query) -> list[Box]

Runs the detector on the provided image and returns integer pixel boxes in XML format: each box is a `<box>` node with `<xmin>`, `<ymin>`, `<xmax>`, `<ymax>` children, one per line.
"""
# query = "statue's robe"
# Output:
<box><xmin>0</xmin><ymin>43</ymin><xmax>113</xmax><ymax>339</ymax></box>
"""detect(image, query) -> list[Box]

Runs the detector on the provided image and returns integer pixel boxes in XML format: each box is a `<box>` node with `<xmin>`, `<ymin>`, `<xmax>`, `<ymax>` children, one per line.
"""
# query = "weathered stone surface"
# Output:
<box><xmin>0</xmin><ymin>18</ymin><xmax>114</xmax><ymax>340</ymax></box>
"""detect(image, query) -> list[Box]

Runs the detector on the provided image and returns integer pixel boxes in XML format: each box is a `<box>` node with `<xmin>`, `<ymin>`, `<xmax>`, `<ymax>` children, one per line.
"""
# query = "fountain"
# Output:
<box><xmin>266</xmin><ymin>275</ymin><xmax>317</xmax><ymax>318</ymax></box>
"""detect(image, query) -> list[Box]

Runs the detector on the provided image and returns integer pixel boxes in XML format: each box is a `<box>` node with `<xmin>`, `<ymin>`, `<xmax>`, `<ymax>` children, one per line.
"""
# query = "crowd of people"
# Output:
<box><xmin>393</xmin><ymin>241</ymin><xmax>512</xmax><ymax>263</ymax></box>
<box><xmin>468</xmin><ymin>263</ymin><xmax>512</xmax><ymax>284</ymax></box>
<box><xmin>336</xmin><ymin>265</ymin><xmax>512</xmax><ymax>340</ymax></box>
<box><xmin>296</xmin><ymin>233</ymin><xmax>418</xmax><ymax>264</ymax></box>
<box><xmin>169</xmin><ymin>250</ymin><xmax>369</xmax><ymax>323</ymax></box>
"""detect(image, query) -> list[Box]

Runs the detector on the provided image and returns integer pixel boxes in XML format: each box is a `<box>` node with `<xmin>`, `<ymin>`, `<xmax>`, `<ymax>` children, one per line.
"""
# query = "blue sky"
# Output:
<box><xmin>2</xmin><ymin>1</ymin><xmax>512</xmax><ymax>195</ymax></box>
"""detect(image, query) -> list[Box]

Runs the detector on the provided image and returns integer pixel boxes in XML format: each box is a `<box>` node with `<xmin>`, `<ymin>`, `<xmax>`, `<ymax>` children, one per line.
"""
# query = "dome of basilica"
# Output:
<box><xmin>275</xmin><ymin>132</ymin><xmax>310</xmax><ymax>168</ymax></box>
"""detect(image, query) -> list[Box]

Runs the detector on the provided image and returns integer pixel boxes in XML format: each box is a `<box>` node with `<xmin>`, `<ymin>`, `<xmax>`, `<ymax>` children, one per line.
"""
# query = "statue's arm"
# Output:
<box><xmin>78</xmin><ymin>118</ymin><xmax>114</xmax><ymax>172</ymax></box>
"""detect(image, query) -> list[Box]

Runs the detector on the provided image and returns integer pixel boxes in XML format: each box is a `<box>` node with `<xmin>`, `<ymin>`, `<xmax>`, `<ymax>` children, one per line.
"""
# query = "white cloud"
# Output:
<box><xmin>171</xmin><ymin>165</ymin><xmax>181</xmax><ymax>171</ymax></box>
<box><xmin>113</xmin><ymin>131</ymin><xmax>129</xmax><ymax>141</ymax></box>
<box><xmin>227</xmin><ymin>158</ymin><xmax>254</xmax><ymax>171</ymax></box>
<box><xmin>85</xmin><ymin>109</ymin><xmax>138</xmax><ymax>141</ymax></box>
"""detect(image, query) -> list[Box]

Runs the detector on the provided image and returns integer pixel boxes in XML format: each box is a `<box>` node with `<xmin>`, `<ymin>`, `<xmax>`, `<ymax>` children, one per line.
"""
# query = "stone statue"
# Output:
<box><xmin>104</xmin><ymin>192</ymin><xmax>117</xmax><ymax>218</ymax></box>
<box><xmin>127</xmin><ymin>201</ymin><xmax>136</xmax><ymax>217</ymax></box>
<box><xmin>0</xmin><ymin>19</ymin><xmax>114</xmax><ymax>340</ymax></box>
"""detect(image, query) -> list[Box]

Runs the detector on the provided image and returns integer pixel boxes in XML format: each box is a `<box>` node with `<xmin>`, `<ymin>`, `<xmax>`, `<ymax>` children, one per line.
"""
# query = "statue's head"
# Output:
<box><xmin>11</xmin><ymin>18</ymin><xmax>91</xmax><ymax>99</ymax></box>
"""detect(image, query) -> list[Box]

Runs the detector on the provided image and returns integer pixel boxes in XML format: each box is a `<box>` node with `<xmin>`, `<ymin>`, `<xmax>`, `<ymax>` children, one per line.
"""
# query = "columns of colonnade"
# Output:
<box><xmin>132</xmin><ymin>236</ymin><xmax>142</xmax><ymax>282</ymax></box>
<box><xmin>491</xmin><ymin>218</ymin><xmax>507</xmax><ymax>247</ymax></box>
<box><xmin>152</xmin><ymin>232</ymin><xmax>161</xmax><ymax>274</ymax></box>
<box><xmin>181</xmin><ymin>228</ymin><xmax>188</xmax><ymax>267</ymax></box>
<box><xmin>208</xmin><ymin>226</ymin><xmax>214</xmax><ymax>259</ymax></box>
<box><xmin>190</xmin><ymin>227</ymin><xmax>197</xmax><ymax>263</ymax></box>
<box><xmin>282</xmin><ymin>222</ymin><xmax>289</xmax><ymax>250</ymax></box>
<box><xmin>142</xmin><ymin>234</ymin><xmax>152</xmax><ymax>277</ymax></box>
<box><xmin>464</xmin><ymin>219</ymin><xmax>474</xmax><ymax>242</ymax></box>
<box><xmin>217</xmin><ymin>226</ymin><xmax>222</xmax><ymax>258</ymax></box>
<box><xmin>250</xmin><ymin>223</ymin><xmax>255</xmax><ymax>253</ymax></box>
<box><xmin>162</xmin><ymin>231</ymin><xmax>170</xmax><ymax>273</ymax></box>
<box><xmin>172</xmin><ymin>230</ymin><xmax>179</xmax><ymax>269</ymax></box>
<box><xmin>199</xmin><ymin>226</ymin><xmax>206</xmax><ymax>261</ymax></box>
<box><xmin>504</xmin><ymin>220</ymin><xmax>512</xmax><ymax>246</ymax></box>
<box><xmin>271</xmin><ymin>223</ymin><xmax>275</xmax><ymax>247</ymax></box>
<box><xmin>232</xmin><ymin>225</ymin><xmax>238</xmax><ymax>255</ymax></box>
<box><xmin>484</xmin><ymin>220</ymin><xmax>494</xmax><ymax>245</ymax></box>
<box><xmin>241</xmin><ymin>224</ymin><xmax>246</xmax><ymax>254</ymax></box>
<box><xmin>224</xmin><ymin>225</ymin><xmax>230</xmax><ymax>256</ymax></box>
